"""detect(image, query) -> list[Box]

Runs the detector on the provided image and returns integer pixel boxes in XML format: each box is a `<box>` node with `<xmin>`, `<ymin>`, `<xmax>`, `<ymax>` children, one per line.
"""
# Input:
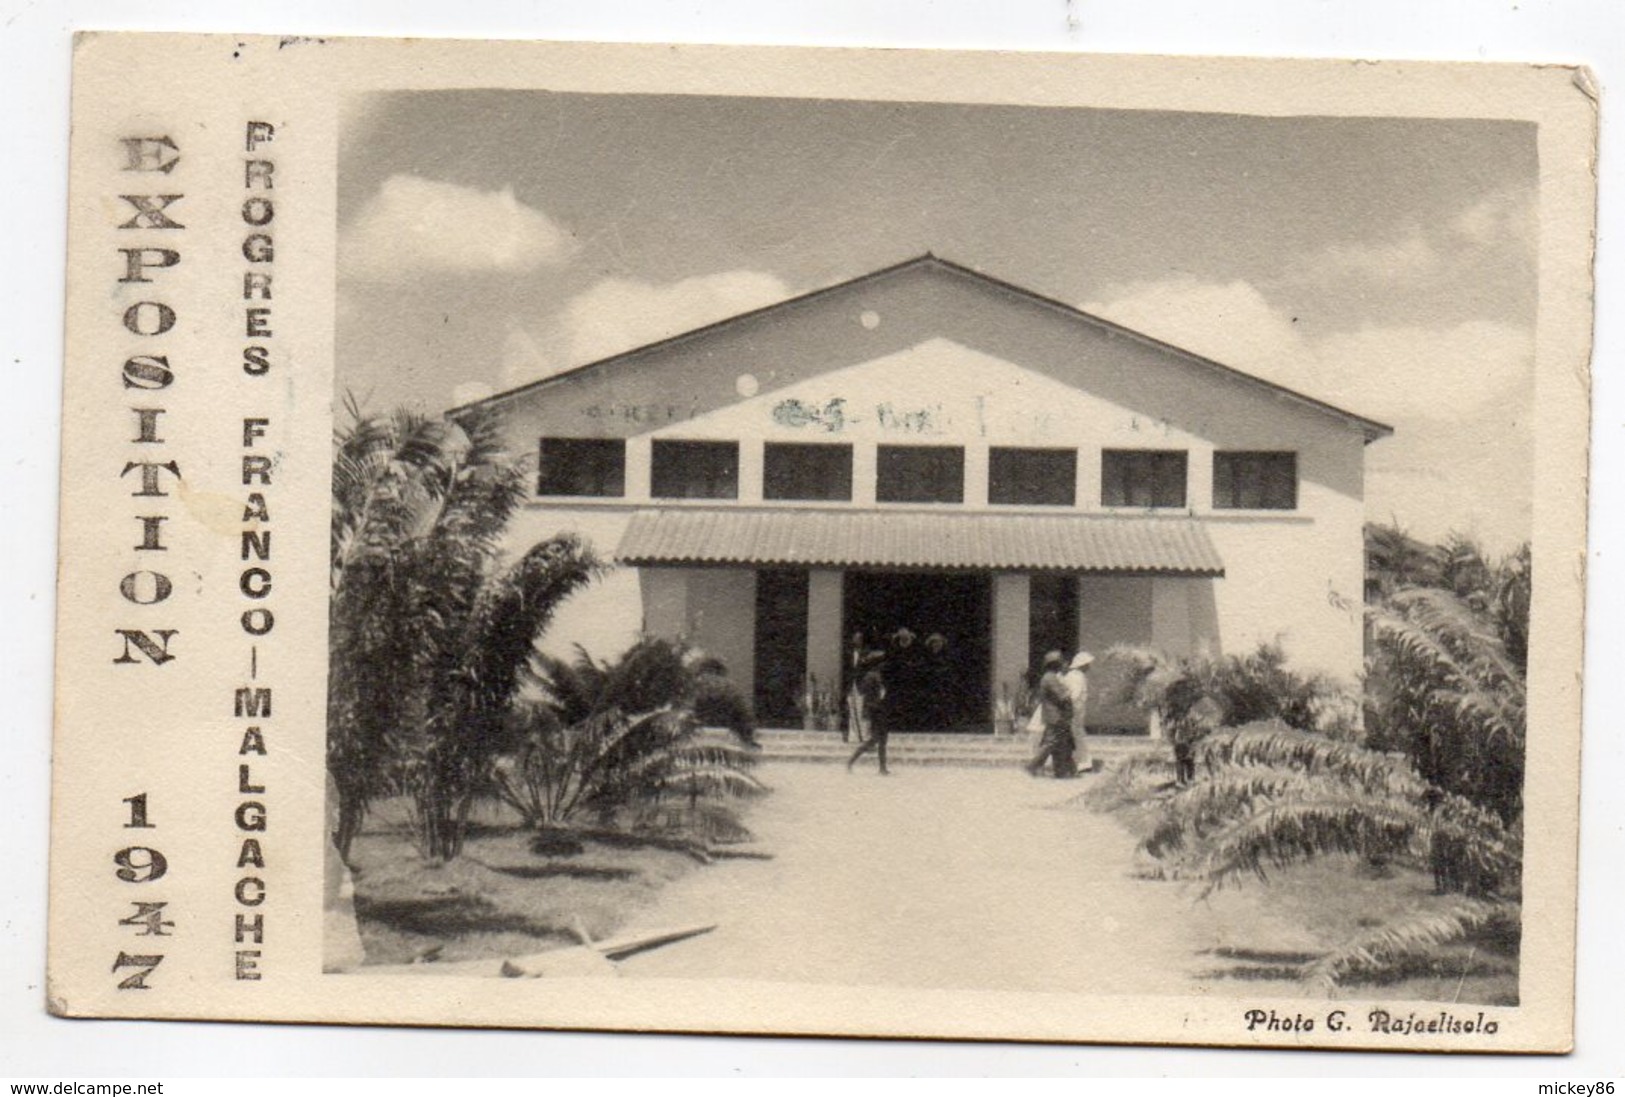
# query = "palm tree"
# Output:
<box><xmin>327</xmin><ymin>398</ymin><xmax>601</xmax><ymax>860</ymax></box>
<box><xmin>492</xmin><ymin>638</ymin><xmax>765</xmax><ymax>842</ymax></box>
<box><xmin>1366</xmin><ymin>526</ymin><xmax>1529</xmax><ymax>671</ymax></box>
<box><xmin>1366</xmin><ymin>586</ymin><xmax>1526</xmax><ymax>824</ymax></box>
<box><xmin>1120</xmin><ymin>533</ymin><xmax>1530</xmax><ymax>989</ymax></box>
<box><xmin>329</xmin><ymin>400</ymin><xmax>463</xmax><ymax>858</ymax></box>
<box><xmin>1364</xmin><ymin>522</ymin><xmax>1446</xmax><ymax>597</ymax></box>
<box><xmin>1144</xmin><ymin>721</ymin><xmax>1518</xmax><ymax>984</ymax></box>
<box><xmin>406</xmin><ymin>533</ymin><xmax>603</xmax><ymax>860</ymax></box>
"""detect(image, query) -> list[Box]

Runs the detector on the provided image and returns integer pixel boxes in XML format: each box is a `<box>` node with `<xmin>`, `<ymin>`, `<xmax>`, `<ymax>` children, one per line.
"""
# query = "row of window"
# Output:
<box><xmin>538</xmin><ymin>438</ymin><xmax>1299</xmax><ymax>510</ymax></box>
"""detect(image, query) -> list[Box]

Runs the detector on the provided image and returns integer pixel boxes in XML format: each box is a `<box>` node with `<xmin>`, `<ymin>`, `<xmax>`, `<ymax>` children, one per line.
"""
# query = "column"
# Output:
<box><xmin>806</xmin><ymin>569</ymin><xmax>844</xmax><ymax>691</ymax></box>
<box><xmin>687</xmin><ymin>569</ymin><xmax>757</xmax><ymax>694</ymax></box>
<box><xmin>1079</xmin><ymin>574</ymin><xmax>1154</xmax><ymax>735</ymax></box>
<box><xmin>991</xmin><ymin>572</ymin><xmax>1032</xmax><ymax>706</ymax></box>
<box><xmin>1076</xmin><ymin>445</ymin><xmax>1101</xmax><ymax>510</ymax></box>
<box><xmin>852</xmin><ymin>443</ymin><xmax>877</xmax><ymax>506</ymax></box>
<box><xmin>640</xmin><ymin>567</ymin><xmax>688</xmax><ymax>639</ymax></box>
<box><xmin>1187</xmin><ymin>445</ymin><xmax>1213</xmax><ymax>514</ymax></box>
<box><xmin>1151</xmin><ymin>577</ymin><xmax>1195</xmax><ymax>659</ymax></box>
<box><xmin>737</xmin><ymin>439</ymin><xmax>764</xmax><ymax>503</ymax></box>
<box><xmin>625</xmin><ymin>435</ymin><xmax>652</xmax><ymax>503</ymax></box>
<box><xmin>964</xmin><ymin>442</ymin><xmax>990</xmax><ymax>507</ymax></box>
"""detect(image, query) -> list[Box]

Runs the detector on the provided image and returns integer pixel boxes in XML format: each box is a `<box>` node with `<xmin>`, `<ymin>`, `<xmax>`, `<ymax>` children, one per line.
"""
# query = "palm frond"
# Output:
<box><xmin>1197</xmin><ymin>723</ymin><xmax>1425</xmax><ymax>796</ymax></box>
<box><xmin>1174</xmin><ymin>793</ymin><xmax>1429</xmax><ymax>894</ymax></box>
<box><xmin>495</xmin><ymin>639</ymin><xmax>763</xmax><ymax>836</ymax></box>
<box><xmin>1301</xmin><ymin>897</ymin><xmax>1517</xmax><ymax>991</ymax></box>
<box><xmin>1159</xmin><ymin>766</ymin><xmax>1373</xmax><ymax>837</ymax></box>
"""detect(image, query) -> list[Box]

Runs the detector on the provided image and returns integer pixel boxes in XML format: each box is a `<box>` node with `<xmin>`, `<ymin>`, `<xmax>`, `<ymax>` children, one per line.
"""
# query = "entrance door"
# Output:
<box><xmin>843</xmin><ymin>571</ymin><xmax>992</xmax><ymax>732</ymax></box>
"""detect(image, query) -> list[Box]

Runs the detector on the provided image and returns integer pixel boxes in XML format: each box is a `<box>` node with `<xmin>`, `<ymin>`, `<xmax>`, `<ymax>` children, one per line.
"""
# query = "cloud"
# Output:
<box><xmin>1309</xmin><ymin>320</ymin><xmax>1532</xmax><ymax>423</ymax></box>
<box><xmin>1365</xmin><ymin>401</ymin><xmax>1532</xmax><ymax>556</ymax></box>
<box><xmin>497</xmin><ymin>269</ymin><xmax>794</xmax><ymax>391</ymax></box>
<box><xmin>1274</xmin><ymin>186</ymin><xmax>1536</xmax><ymax>314</ymax></box>
<box><xmin>562</xmin><ymin>271</ymin><xmax>792</xmax><ymax>364</ymax></box>
<box><xmin>498</xmin><ymin>323</ymin><xmax>553</xmax><ymax>390</ymax></box>
<box><xmin>1082</xmin><ymin>278</ymin><xmax>1532</xmax><ymax>423</ymax></box>
<box><xmin>1297</xmin><ymin>232</ymin><xmax>1442</xmax><ymax>285</ymax></box>
<box><xmin>1452</xmin><ymin>187</ymin><xmax>1537</xmax><ymax>250</ymax></box>
<box><xmin>1319</xmin><ymin>320</ymin><xmax>1533</xmax><ymax>553</ymax></box>
<box><xmin>1081</xmin><ymin>277</ymin><xmax>1306</xmax><ymax>382</ymax></box>
<box><xmin>1083</xmin><ymin>277</ymin><xmax>1534</xmax><ymax>553</ymax></box>
<box><xmin>450</xmin><ymin>381</ymin><xmax>495</xmax><ymax>407</ymax></box>
<box><xmin>340</xmin><ymin>175</ymin><xmax>575</xmax><ymax>284</ymax></box>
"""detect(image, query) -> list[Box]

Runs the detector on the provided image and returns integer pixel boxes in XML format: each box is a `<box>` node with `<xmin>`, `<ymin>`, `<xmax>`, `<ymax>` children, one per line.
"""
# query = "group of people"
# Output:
<box><xmin>1024</xmin><ymin>649</ymin><xmax>1096</xmax><ymax>779</ymax></box>
<box><xmin>839</xmin><ymin>632</ymin><xmax>1099</xmax><ymax>780</ymax></box>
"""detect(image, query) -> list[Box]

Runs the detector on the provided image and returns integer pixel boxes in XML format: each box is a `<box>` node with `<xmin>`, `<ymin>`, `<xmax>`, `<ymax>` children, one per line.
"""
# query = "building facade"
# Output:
<box><xmin>461</xmin><ymin>256</ymin><xmax>1390</xmax><ymax>733</ymax></box>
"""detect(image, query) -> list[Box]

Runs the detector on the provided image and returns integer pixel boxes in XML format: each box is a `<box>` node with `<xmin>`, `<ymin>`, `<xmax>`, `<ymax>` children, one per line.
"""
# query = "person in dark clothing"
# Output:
<box><xmin>845</xmin><ymin>652</ymin><xmax>890</xmax><ymax>775</ymax></box>
<box><xmin>1170</xmin><ymin>693</ymin><xmax>1222</xmax><ymax>786</ymax></box>
<box><xmin>843</xmin><ymin>631</ymin><xmax>867</xmax><ymax>743</ymax></box>
<box><xmin>1025</xmin><ymin>651</ymin><xmax>1077</xmax><ymax>778</ymax></box>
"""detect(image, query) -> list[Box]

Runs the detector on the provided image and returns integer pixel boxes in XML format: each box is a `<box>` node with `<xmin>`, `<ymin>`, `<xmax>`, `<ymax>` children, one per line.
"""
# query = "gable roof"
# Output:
<box><xmin>453</xmin><ymin>254</ymin><xmax>1394</xmax><ymax>443</ymax></box>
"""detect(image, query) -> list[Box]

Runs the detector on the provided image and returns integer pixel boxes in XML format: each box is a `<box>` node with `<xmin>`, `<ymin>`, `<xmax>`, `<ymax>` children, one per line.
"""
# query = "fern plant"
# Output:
<box><xmin>1145</xmin><ymin>721</ymin><xmax>1521</xmax><ymax>988</ymax></box>
<box><xmin>1118</xmin><ymin>532</ymin><xmax>1529</xmax><ymax>990</ymax></box>
<box><xmin>492</xmin><ymin>638</ymin><xmax>766</xmax><ymax>842</ymax></box>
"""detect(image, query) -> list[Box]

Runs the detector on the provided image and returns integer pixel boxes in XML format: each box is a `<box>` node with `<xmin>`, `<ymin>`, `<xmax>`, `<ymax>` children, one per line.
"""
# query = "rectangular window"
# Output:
<box><xmin>537</xmin><ymin>437</ymin><xmax>626</xmax><ymax>497</ymax></box>
<box><xmin>1213</xmin><ymin>451</ymin><xmax>1297</xmax><ymax>510</ymax></box>
<box><xmin>989</xmin><ymin>447</ymin><xmax>1076</xmax><ymax>506</ymax></box>
<box><xmin>1101</xmin><ymin>449</ymin><xmax>1188</xmax><ymax>508</ymax></box>
<box><xmin>876</xmin><ymin>444</ymin><xmax>964</xmax><ymax>504</ymax></box>
<box><xmin>763</xmin><ymin>442</ymin><xmax>853</xmax><ymax>502</ymax></box>
<box><xmin>651</xmin><ymin>439</ymin><xmax>739</xmax><ymax>500</ymax></box>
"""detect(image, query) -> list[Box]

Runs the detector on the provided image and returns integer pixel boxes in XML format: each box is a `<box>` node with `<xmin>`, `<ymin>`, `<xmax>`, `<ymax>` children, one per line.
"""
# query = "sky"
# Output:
<box><xmin>336</xmin><ymin>91</ymin><xmax>1538</xmax><ymax>553</ymax></box>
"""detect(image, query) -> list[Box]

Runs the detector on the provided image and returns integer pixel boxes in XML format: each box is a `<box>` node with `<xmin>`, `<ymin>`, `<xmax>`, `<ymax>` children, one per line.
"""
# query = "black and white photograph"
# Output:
<box><xmin>325</xmin><ymin>85</ymin><xmax>1547</xmax><ymax>1016</ymax></box>
<box><xmin>32</xmin><ymin>28</ymin><xmax>1598</xmax><ymax>1064</ymax></box>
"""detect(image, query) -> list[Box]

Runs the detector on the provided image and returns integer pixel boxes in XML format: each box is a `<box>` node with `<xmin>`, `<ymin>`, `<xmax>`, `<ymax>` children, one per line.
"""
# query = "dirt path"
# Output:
<box><xmin>621</xmin><ymin>764</ymin><xmax>1316</xmax><ymax>994</ymax></box>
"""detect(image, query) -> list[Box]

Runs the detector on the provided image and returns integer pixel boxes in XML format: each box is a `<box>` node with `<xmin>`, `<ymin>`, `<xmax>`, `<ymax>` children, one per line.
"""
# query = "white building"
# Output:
<box><xmin>459</xmin><ymin>256</ymin><xmax>1389</xmax><ymax>733</ymax></box>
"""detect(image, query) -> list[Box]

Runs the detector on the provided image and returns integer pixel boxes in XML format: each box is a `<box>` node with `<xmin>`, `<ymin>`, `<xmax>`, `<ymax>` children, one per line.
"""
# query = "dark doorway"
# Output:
<box><xmin>843</xmin><ymin>571</ymin><xmax>992</xmax><ymax>732</ymax></box>
<box><xmin>754</xmin><ymin>569</ymin><xmax>809</xmax><ymax>725</ymax></box>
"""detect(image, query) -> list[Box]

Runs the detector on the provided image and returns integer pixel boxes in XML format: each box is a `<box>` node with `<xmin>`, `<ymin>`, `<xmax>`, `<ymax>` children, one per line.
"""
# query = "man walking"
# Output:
<box><xmin>1063</xmin><ymin>651</ymin><xmax>1095</xmax><ymax>775</ymax></box>
<box><xmin>1025</xmin><ymin>651</ymin><xmax>1077</xmax><ymax>778</ymax></box>
<box><xmin>845</xmin><ymin>651</ymin><xmax>890</xmax><ymax>775</ymax></box>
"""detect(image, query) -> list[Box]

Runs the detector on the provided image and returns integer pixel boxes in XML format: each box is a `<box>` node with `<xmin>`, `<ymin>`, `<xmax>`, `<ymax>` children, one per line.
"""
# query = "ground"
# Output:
<box><xmin>349</xmin><ymin>802</ymin><xmax>703</xmax><ymax>965</ymax></box>
<box><xmin>348</xmin><ymin>762</ymin><xmax>1516</xmax><ymax>1002</ymax></box>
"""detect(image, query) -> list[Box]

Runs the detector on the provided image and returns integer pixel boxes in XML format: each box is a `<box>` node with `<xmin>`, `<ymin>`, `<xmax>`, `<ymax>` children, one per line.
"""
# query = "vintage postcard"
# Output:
<box><xmin>48</xmin><ymin>33</ymin><xmax>1594</xmax><ymax>1051</ymax></box>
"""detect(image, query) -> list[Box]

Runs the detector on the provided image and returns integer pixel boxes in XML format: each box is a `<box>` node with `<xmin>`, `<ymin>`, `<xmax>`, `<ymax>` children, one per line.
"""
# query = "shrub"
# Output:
<box><xmin>1139</xmin><ymin>720</ymin><xmax>1521</xmax><ymax>989</ymax></box>
<box><xmin>492</xmin><ymin>638</ymin><xmax>765</xmax><ymax>841</ymax></box>
<box><xmin>1113</xmin><ymin>640</ymin><xmax>1358</xmax><ymax>742</ymax></box>
<box><xmin>1106</xmin><ymin>529</ymin><xmax>1531</xmax><ymax>989</ymax></box>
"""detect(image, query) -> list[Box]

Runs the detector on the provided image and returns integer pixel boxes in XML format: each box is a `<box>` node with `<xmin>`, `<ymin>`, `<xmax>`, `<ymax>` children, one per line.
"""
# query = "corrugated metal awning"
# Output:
<box><xmin>615</xmin><ymin>508</ymin><xmax>1224</xmax><ymax>575</ymax></box>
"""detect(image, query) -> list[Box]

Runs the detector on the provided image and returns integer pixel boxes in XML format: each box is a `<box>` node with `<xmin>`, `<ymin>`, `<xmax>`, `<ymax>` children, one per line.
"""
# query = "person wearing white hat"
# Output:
<box><xmin>1025</xmin><ymin>650</ymin><xmax>1077</xmax><ymax>778</ymax></box>
<box><xmin>1063</xmin><ymin>652</ymin><xmax>1096</xmax><ymax>775</ymax></box>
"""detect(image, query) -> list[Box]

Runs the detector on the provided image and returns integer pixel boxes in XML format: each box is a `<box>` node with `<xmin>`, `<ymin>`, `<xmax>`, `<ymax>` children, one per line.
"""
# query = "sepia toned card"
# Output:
<box><xmin>49</xmin><ymin>32</ymin><xmax>1594</xmax><ymax>1051</ymax></box>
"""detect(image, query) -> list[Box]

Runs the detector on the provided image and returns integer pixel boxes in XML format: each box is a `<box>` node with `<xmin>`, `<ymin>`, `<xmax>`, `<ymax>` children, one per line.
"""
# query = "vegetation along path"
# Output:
<box><xmin>621</xmin><ymin>762</ymin><xmax>1320</xmax><ymax>995</ymax></box>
